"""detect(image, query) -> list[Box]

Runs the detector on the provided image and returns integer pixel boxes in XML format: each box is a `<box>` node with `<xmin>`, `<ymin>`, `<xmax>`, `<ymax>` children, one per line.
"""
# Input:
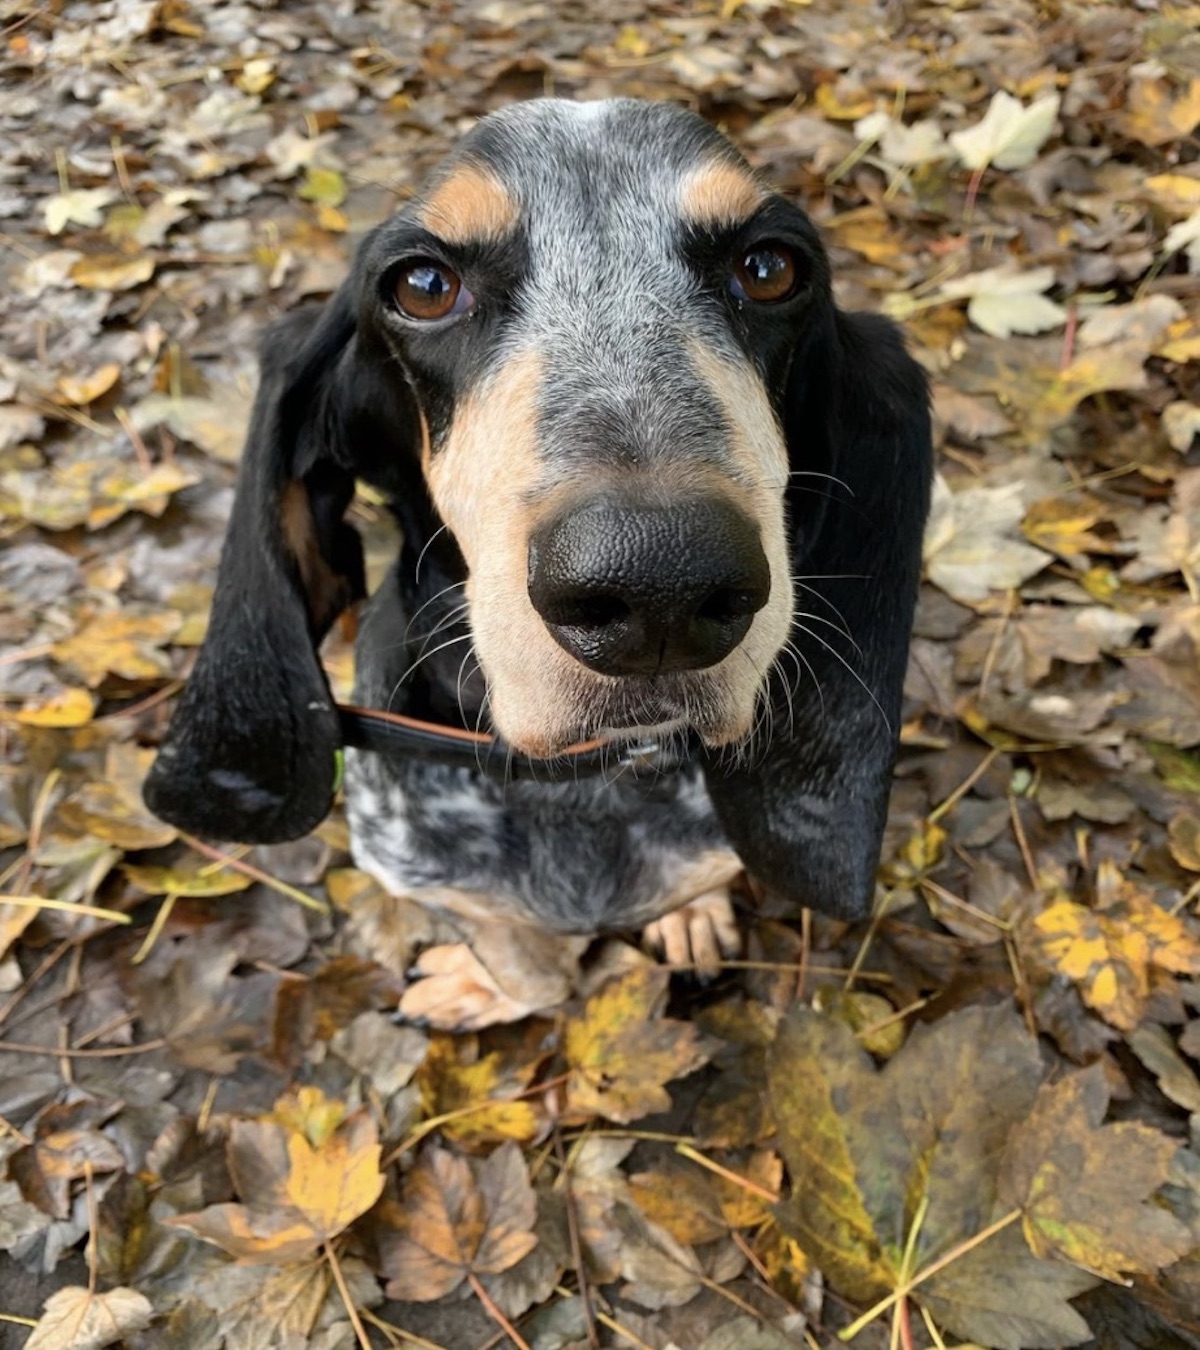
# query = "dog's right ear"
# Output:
<box><xmin>145</xmin><ymin>262</ymin><xmax>398</xmax><ymax>844</ymax></box>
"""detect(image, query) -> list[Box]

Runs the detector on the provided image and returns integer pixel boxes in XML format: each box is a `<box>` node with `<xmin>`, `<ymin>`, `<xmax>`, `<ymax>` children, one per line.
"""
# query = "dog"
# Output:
<box><xmin>144</xmin><ymin>98</ymin><xmax>932</xmax><ymax>1025</ymax></box>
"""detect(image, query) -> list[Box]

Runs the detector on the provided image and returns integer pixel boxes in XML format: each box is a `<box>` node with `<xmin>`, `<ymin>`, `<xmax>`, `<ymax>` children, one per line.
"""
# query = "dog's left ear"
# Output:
<box><xmin>704</xmin><ymin>310</ymin><xmax>932</xmax><ymax>920</ymax></box>
<box><xmin>144</xmin><ymin>273</ymin><xmax>383</xmax><ymax>844</ymax></box>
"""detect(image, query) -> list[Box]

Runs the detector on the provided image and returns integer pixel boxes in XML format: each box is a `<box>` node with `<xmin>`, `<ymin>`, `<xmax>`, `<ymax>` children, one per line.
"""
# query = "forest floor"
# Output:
<box><xmin>2</xmin><ymin>1</ymin><xmax>1200</xmax><ymax>1347</ymax></box>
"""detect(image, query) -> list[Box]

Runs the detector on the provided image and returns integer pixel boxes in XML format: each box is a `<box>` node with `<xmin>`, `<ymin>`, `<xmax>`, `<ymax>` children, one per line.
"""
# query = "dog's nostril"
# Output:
<box><xmin>696</xmin><ymin>587</ymin><xmax>764</xmax><ymax>626</ymax></box>
<box><xmin>550</xmin><ymin>594</ymin><xmax>632</xmax><ymax>630</ymax></box>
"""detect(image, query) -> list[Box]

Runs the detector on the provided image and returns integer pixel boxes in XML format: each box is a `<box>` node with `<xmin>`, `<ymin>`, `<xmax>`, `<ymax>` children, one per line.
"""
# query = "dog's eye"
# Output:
<box><xmin>731</xmin><ymin>244</ymin><xmax>799</xmax><ymax>304</ymax></box>
<box><xmin>393</xmin><ymin>261</ymin><xmax>472</xmax><ymax>321</ymax></box>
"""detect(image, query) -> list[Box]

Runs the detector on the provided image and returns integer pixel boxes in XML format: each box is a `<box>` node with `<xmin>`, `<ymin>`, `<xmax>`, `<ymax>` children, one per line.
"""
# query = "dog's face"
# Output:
<box><xmin>354</xmin><ymin>99</ymin><xmax>830</xmax><ymax>755</ymax></box>
<box><xmin>144</xmin><ymin>95</ymin><xmax>931</xmax><ymax>921</ymax></box>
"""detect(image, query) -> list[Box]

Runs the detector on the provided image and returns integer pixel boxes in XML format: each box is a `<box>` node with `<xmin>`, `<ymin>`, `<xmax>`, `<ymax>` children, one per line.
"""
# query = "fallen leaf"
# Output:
<box><xmin>924</xmin><ymin>477</ymin><xmax>1051</xmax><ymax>604</ymax></box>
<box><xmin>565</xmin><ymin>966</ymin><xmax>712</xmax><ymax>1123</ymax></box>
<box><xmin>949</xmin><ymin>91</ymin><xmax>1060</xmax><ymax>171</ymax></box>
<box><xmin>1121</xmin><ymin>77</ymin><xmax>1200</xmax><ymax>147</ymax></box>
<box><xmin>937</xmin><ymin>267</ymin><xmax>1067</xmax><ymax>339</ymax></box>
<box><xmin>998</xmin><ymin>1065</ymin><xmax>1191</xmax><ymax>1279</ymax></box>
<box><xmin>43</xmin><ymin>187</ymin><xmax>118</xmax><ymax>235</ymax></box>
<box><xmin>69</xmin><ymin>254</ymin><xmax>156</xmax><ymax>291</ymax></box>
<box><xmin>11</xmin><ymin>687</ymin><xmax>97</xmax><ymax>728</ymax></box>
<box><xmin>51</xmin><ymin>608</ymin><xmax>181</xmax><ymax>686</ymax></box>
<box><xmin>1127</xmin><ymin>1023</ymin><xmax>1200</xmax><ymax>1114</ymax></box>
<box><xmin>379</xmin><ymin>1141</ymin><xmax>538</xmax><ymax>1301</ymax></box>
<box><xmin>55</xmin><ymin>363</ymin><xmax>122</xmax><ymax>406</ymax></box>
<box><xmin>25</xmin><ymin>1285</ymin><xmax>152</xmax><ymax>1350</ymax></box>
<box><xmin>768</xmin><ymin>1004</ymin><xmax>1101</xmax><ymax>1348</ymax></box>
<box><xmin>168</xmin><ymin>1085</ymin><xmax>384</xmax><ymax>1263</ymax></box>
<box><xmin>58</xmin><ymin>745</ymin><xmax>178</xmax><ymax>850</ymax></box>
<box><xmin>416</xmin><ymin>1032</ymin><xmax>544</xmax><ymax>1145</ymax></box>
<box><xmin>1024</xmin><ymin>877</ymin><xmax>1200</xmax><ymax>1030</ymax></box>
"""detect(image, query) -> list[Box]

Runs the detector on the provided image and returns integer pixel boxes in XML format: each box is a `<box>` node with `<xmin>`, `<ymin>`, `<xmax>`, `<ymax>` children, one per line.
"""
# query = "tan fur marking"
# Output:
<box><xmin>678</xmin><ymin>160</ymin><xmax>765</xmax><ymax>228</ymax></box>
<box><xmin>280</xmin><ymin>480</ymin><xmax>350</xmax><ymax>630</ymax></box>
<box><xmin>418</xmin><ymin>163</ymin><xmax>519</xmax><ymax>244</ymax></box>
<box><xmin>685</xmin><ymin>338</ymin><xmax>794</xmax><ymax>741</ymax></box>
<box><xmin>425</xmin><ymin>343</ymin><xmax>791</xmax><ymax>756</ymax></box>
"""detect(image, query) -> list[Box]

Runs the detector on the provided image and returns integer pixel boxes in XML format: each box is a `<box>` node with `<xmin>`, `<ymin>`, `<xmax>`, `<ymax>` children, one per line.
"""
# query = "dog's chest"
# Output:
<box><xmin>343</xmin><ymin>750</ymin><xmax>733</xmax><ymax>933</ymax></box>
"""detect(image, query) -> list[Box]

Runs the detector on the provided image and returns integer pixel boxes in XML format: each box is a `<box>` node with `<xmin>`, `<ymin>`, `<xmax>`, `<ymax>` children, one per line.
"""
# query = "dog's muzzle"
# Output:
<box><xmin>527</xmin><ymin>494</ymin><xmax>770</xmax><ymax>676</ymax></box>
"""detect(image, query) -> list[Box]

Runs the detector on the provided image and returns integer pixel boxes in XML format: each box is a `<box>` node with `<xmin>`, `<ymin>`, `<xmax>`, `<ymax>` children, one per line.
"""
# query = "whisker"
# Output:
<box><xmin>793</xmin><ymin>623</ymin><xmax>891</xmax><ymax>734</ymax></box>
<box><xmin>792</xmin><ymin>608</ymin><xmax>863</xmax><ymax>660</ymax></box>
<box><xmin>413</xmin><ymin>523</ymin><xmax>450</xmax><ymax>586</ymax></box>
<box><xmin>386</xmin><ymin>633</ymin><xmax>473</xmax><ymax>709</ymax></box>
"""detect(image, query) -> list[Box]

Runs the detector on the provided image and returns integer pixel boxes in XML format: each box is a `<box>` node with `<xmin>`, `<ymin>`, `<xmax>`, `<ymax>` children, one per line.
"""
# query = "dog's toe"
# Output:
<box><xmin>643</xmin><ymin>888</ymin><xmax>740</xmax><ymax>979</ymax></box>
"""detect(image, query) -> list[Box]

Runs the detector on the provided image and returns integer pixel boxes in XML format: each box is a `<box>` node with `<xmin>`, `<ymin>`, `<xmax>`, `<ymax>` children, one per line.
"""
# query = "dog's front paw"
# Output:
<box><xmin>642</xmin><ymin>888</ymin><xmax>740</xmax><ymax>979</ymax></box>
<box><xmin>399</xmin><ymin>938</ymin><xmax>578</xmax><ymax>1030</ymax></box>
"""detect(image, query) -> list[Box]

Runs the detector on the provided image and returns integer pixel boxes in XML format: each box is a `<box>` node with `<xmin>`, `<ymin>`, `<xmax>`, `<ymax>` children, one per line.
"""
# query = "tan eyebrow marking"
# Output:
<box><xmin>678</xmin><ymin>160</ymin><xmax>766</xmax><ymax>228</ymax></box>
<box><xmin>418</xmin><ymin>163</ymin><xmax>520</xmax><ymax>244</ymax></box>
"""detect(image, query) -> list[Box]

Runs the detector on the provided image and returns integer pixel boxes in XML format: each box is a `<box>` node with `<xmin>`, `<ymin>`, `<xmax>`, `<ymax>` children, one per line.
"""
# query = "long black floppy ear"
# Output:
<box><xmin>144</xmin><ymin>281</ymin><xmax>376</xmax><ymax>844</ymax></box>
<box><xmin>704</xmin><ymin>310</ymin><xmax>932</xmax><ymax>920</ymax></box>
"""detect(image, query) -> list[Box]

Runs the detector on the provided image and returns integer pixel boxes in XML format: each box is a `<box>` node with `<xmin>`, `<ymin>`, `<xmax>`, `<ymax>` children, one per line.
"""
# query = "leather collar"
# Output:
<box><xmin>337</xmin><ymin>703</ymin><xmax>692</xmax><ymax>783</ymax></box>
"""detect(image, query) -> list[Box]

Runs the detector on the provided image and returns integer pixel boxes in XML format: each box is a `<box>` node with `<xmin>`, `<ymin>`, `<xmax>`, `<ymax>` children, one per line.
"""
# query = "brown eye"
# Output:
<box><xmin>393</xmin><ymin>261</ymin><xmax>470</xmax><ymax>321</ymax></box>
<box><xmin>732</xmin><ymin>245</ymin><xmax>799</xmax><ymax>303</ymax></box>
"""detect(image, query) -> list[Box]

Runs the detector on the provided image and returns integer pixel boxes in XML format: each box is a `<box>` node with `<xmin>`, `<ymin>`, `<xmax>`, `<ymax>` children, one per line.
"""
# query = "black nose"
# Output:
<box><xmin>527</xmin><ymin>496</ymin><xmax>770</xmax><ymax>676</ymax></box>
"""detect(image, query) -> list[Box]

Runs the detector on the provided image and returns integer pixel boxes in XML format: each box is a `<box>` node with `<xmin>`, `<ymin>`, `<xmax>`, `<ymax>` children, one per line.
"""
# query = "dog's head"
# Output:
<box><xmin>145</xmin><ymin>99</ymin><xmax>931</xmax><ymax>918</ymax></box>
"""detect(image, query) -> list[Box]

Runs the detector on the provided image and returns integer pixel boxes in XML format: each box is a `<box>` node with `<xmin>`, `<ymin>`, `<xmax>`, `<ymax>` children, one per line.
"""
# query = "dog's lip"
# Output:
<box><xmin>596</xmin><ymin>717</ymin><xmax>689</xmax><ymax>742</ymax></box>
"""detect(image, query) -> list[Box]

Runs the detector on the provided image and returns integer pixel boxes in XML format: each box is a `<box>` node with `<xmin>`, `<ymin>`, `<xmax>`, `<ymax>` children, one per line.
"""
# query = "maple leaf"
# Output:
<box><xmin>949</xmin><ymin>90</ymin><xmax>1060</xmax><ymax>170</ymax></box>
<box><xmin>1023</xmin><ymin>873</ymin><xmax>1200</xmax><ymax>1030</ymax></box>
<box><xmin>933</xmin><ymin>266</ymin><xmax>1067</xmax><ymax>339</ymax></box>
<box><xmin>167</xmin><ymin>1085</ymin><xmax>384</xmax><ymax>1263</ymax></box>
<box><xmin>999</xmin><ymin>1065</ymin><xmax>1192</xmax><ymax>1279</ymax></box>
<box><xmin>379</xmin><ymin>1141</ymin><xmax>538</xmax><ymax>1301</ymax></box>
<box><xmin>416</xmin><ymin>1032</ymin><xmax>545</xmax><ymax>1145</ymax></box>
<box><xmin>564</xmin><ymin>965</ymin><xmax>713</xmax><ymax>1123</ymax></box>
<box><xmin>51</xmin><ymin>608</ymin><xmax>181</xmax><ymax>687</ymax></box>
<box><xmin>923</xmin><ymin>476</ymin><xmax>1051</xmax><ymax>604</ymax></box>
<box><xmin>43</xmin><ymin>187</ymin><xmax>118</xmax><ymax>235</ymax></box>
<box><xmin>767</xmin><ymin>1004</ymin><xmax>1101</xmax><ymax>1348</ymax></box>
<box><xmin>25</xmin><ymin>1285</ymin><xmax>152</xmax><ymax>1350</ymax></box>
<box><xmin>57</xmin><ymin>745</ymin><xmax>178</xmax><ymax>850</ymax></box>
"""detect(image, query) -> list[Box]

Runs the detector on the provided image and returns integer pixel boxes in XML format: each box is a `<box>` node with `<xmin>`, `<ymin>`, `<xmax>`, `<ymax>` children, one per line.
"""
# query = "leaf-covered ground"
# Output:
<box><xmin>2</xmin><ymin>1</ymin><xmax>1200</xmax><ymax>1347</ymax></box>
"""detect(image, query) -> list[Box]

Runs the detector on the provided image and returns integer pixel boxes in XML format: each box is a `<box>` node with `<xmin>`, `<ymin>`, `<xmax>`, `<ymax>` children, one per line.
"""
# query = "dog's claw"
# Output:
<box><xmin>643</xmin><ymin>888</ymin><xmax>740</xmax><ymax>980</ymax></box>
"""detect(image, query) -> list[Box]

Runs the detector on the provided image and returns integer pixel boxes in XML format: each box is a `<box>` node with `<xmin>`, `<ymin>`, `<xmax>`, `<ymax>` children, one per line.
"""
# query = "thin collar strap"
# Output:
<box><xmin>336</xmin><ymin>703</ymin><xmax>689</xmax><ymax>782</ymax></box>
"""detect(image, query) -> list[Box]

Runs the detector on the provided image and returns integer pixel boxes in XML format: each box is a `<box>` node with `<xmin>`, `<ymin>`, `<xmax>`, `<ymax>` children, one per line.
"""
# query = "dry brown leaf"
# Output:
<box><xmin>25</xmin><ymin>1285</ymin><xmax>152</xmax><ymax>1350</ymax></box>
<box><xmin>379</xmin><ymin>1141</ymin><xmax>538</xmax><ymax>1301</ymax></box>
<box><xmin>999</xmin><ymin>1065</ymin><xmax>1191</xmax><ymax>1279</ymax></box>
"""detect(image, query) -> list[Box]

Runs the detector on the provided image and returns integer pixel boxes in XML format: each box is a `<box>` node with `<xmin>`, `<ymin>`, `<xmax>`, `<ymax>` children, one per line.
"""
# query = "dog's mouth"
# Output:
<box><xmin>493</xmin><ymin>666</ymin><xmax>757</xmax><ymax>759</ymax></box>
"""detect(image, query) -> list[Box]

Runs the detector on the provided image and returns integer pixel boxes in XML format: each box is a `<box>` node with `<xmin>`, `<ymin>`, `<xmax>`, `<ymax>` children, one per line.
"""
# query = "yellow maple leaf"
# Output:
<box><xmin>565</xmin><ymin>966</ymin><xmax>713</xmax><ymax>1123</ymax></box>
<box><xmin>167</xmin><ymin>1085</ymin><xmax>383</xmax><ymax>1264</ymax></box>
<box><xmin>1025</xmin><ymin>871</ymin><xmax>1200</xmax><ymax>1029</ymax></box>
<box><xmin>416</xmin><ymin>1033</ymin><xmax>543</xmax><ymax>1145</ymax></box>
<box><xmin>51</xmin><ymin>608</ymin><xmax>181</xmax><ymax>687</ymax></box>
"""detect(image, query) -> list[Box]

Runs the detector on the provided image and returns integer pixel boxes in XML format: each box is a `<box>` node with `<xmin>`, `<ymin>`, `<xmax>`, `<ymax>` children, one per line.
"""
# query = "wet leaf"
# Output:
<box><xmin>998</xmin><ymin>1065</ymin><xmax>1192</xmax><ymax>1279</ymax></box>
<box><xmin>565</xmin><ymin>966</ymin><xmax>713</xmax><ymax>1123</ymax></box>
<box><xmin>768</xmin><ymin>1005</ymin><xmax>1108</xmax><ymax>1347</ymax></box>
<box><xmin>11</xmin><ymin>687</ymin><xmax>97</xmax><ymax>727</ymax></box>
<box><xmin>416</xmin><ymin>1032</ymin><xmax>544</xmax><ymax>1145</ymax></box>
